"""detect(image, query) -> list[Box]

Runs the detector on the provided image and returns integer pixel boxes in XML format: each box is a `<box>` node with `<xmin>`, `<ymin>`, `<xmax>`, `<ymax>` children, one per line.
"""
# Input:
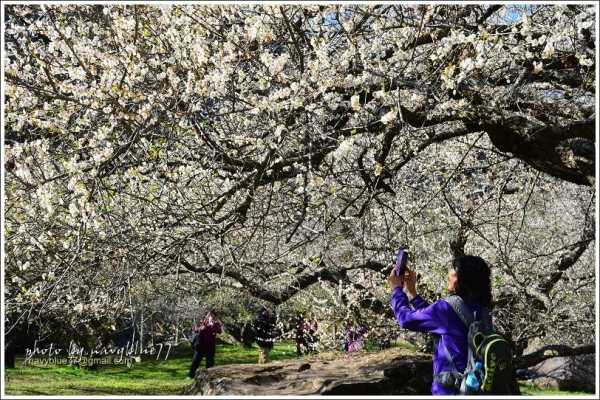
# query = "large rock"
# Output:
<box><xmin>182</xmin><ymin>348</ymin><xmax>433</xmax><ymax>396</ymax></box>
<box><xmin>531</xmin><ymin>354</ymin><xmax>595</xmax><ymax>393</ymax></box>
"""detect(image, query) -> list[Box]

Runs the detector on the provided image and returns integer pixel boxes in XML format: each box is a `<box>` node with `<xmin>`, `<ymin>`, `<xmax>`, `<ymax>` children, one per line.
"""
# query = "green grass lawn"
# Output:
<box><xmin>518</xmin><ymin>381</ymin><xmax>594</xmax><ymax>397</ymax></box>
<box><xmin>3</xmin><ymin>341</ymin><xmax>300</xmax><ymax>396</ymax></box>
<box><xmin>4</xmin><ymin>340</ymin><xmax>593</xmax><ymax>396</ymax></box>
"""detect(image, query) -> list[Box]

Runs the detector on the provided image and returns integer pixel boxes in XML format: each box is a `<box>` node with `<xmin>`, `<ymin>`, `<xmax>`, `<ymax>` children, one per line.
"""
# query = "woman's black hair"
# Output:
<box><xmin>452</xmin><ymin>255</ymin><xmax>492</xmax><ymax>306</ymax></box>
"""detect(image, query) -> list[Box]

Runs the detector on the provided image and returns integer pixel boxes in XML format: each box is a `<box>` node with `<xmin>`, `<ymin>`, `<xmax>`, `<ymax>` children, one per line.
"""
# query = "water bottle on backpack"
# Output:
<box><xmin>462</xmin><ymin>361</ymin><xmax>484</xmax><ymax>394</ymax></box>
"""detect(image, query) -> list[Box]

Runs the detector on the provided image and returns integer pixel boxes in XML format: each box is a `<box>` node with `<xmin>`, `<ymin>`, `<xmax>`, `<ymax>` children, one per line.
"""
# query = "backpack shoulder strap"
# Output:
<box><xmin>438</xmin><ymin>334</ymin><xmax>461</xmax><ymax>383</ymax></box>
<box><xmin>445</xmin><ymin>294</ymin><xmax>474</xmax><ymax>327</ymax></box>
<box><xmin>447</xmin><ymin>295</ymin><xmax>496</xmax><ymax>333</ymax></box>
<box><xmin>433</xmin><ymin>296</ymin><xmax>471</xmax><ymax>387</ymax></box>
<box><xmin>438</xmin><ymin>295</ymin><xmax>478</xmax><ymax>386</ymax></box>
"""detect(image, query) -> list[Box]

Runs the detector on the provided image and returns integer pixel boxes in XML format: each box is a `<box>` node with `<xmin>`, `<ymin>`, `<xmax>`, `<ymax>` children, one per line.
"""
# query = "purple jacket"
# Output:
<box><xmin>391</xmin><ymin>286</ymin><xmax>483</xmax><ymax>395</ymax></box>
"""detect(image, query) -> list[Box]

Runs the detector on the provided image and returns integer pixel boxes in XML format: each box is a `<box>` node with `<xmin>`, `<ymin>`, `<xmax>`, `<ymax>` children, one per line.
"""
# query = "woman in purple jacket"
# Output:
<box><xmin>387</xmin><ymin>255</ymin><xmax>492</xmax><ymax>395</ymax></box>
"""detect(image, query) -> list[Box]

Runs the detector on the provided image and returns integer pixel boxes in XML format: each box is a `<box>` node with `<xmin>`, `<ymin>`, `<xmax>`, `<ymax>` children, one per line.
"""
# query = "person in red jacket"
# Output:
<box><xmin>186</xmin><ymin>308</ymin><xmax>222</xmax><ymax>380</ymax></box>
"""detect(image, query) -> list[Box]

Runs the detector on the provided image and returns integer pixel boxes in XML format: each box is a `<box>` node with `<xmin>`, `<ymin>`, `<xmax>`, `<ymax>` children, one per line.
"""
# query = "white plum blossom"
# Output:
<box><xmin>350</xmin><ymin>94</ymin><xmax>360</xmax><ymax>111</ymax></box>
<box><xmin>578</xmin><ymin>54</ymin><xmax>593</xmax><ymax>67</ymax></box>
<box><xmin>380</xmin><ymin>109</ymin><xmax>397</xmax><ymax>124</ymax></box>
<box><xmin>542</xmin><ymin>42</ymin><xmax>555</xmax><ymax>59</ymax></box>
<box><xmin>274</xmin><ymin>124</ymin><xmax>286</xmax><ymax>139</ymax></box>
<box><xmin>332</xmin><ymin>137</ymin><xmax>355</xmax><ymax>160</ymax></box>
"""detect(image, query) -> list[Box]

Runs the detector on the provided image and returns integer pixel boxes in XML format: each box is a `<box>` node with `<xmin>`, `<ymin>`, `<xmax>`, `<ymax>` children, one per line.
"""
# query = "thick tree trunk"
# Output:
<box><xmin>4</xmin><ymin>344</ymin><xmax>16</xmax><ymax>369</ymax></box>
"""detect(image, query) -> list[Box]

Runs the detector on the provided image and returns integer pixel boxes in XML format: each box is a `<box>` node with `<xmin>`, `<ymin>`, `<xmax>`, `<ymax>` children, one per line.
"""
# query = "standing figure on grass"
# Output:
<box><xmin>292</xmin><ymin>311</ymin><xmax>310</xmax><ymax>358</ymax></box>
<box><xmin>186</xmin><ymin>308</ymin><xmax>222</xmax><ymax>380</ymax></box>
<box><xmin>306</xmin><ymin>314</ymin><xmax>319</xmax><ymax>354</ymax></box>
<box><xmin>254</xmin><ymin>307</ymin><xmax>277</xmax><ymax>364</ymax></box>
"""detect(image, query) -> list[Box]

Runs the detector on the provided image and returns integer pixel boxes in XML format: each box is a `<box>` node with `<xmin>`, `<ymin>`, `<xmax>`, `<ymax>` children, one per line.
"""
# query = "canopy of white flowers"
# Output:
<box><xmin>3</xmin><ymin>3</ymin><xmax>595</xmax><ymax>358</ymax></box>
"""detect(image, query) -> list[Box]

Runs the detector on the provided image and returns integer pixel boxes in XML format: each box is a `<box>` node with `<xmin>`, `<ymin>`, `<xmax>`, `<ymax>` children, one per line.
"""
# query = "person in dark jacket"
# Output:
<box><xmin>254</xmin><ymin>307</ymin><xmax>277</xmax><ymax>364</ymax></box>
<box><xmin>186</xmin><ymin>308</ymin><xmax>222</xmax><ymax>379</ymax></box>
<box><xmin>387</xmin><ymin>255</ymin><xmax>493</xmax><ymax>395</ymax></box>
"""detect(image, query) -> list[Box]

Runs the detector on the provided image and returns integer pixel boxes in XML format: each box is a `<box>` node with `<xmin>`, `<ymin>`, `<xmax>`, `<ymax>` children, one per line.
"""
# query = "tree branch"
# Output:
<box><xmin>514</xmin><ymin>344</ymin><xmax>595</xmax><ymax>369</ymax></box>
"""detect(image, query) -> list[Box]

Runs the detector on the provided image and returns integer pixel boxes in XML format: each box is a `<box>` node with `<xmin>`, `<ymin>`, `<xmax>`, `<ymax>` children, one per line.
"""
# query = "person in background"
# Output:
<box><xmin>254</xmin><ymin>307</ymin><xmax>277</xmax><ymax>364</ymax></box>
<box><xmin>186</xmin><ymin>308</ymin><xmax>222</xmax><ymax>380</ymax></box>
<box><xmin>345</xmin><ymin>321</ymin><xmax>368</xmax><ymax>352</ymax></box>
<box><xmin>306</xmin><ymin>313</ymin><xmax>319</xmax><ymax>354</ymax></box>
<box><xmin>292</xmin><ymin>311</ymin><xmax>310</xmax><ymax>358</ymax></box>
<box><xmin>387</xmin><ymin>254</ymin><xmax>493</xmax><ymax>395</ymax></box>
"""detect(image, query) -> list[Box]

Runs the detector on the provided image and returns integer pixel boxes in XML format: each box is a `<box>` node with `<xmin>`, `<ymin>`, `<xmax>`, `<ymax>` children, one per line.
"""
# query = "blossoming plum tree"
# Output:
<box><xmin>3</xmin><ymin>3</ymin><xmax>595</xmax><ymax>368</ymax></box>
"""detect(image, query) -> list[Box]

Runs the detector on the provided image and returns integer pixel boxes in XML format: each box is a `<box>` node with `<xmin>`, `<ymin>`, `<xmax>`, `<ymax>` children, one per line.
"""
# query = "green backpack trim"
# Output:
<box><xmin>477</xmin><ymin>332</ymin><xmax>513</xmax><ymax>393</ymax></box>
<box><xmin>443</xmin><ymin>295</ymin><xmax>513</xmax><ymax>395</ymax></box>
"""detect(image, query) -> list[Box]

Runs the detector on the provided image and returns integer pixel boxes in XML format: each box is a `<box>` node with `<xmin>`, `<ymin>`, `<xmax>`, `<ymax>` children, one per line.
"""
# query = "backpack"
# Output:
<box><xmin>249</xmin><ymin>319</ymin><xmax>259</xmax><ymax>340</ymax></box>
<box><xmin>190</xmin><ymin>329</ymin><xmax>204</xmax><ymax>351</ymax></box>
<box><xmin>443</xmin><ymin>295</ymin><xmax>513</xmax><ymax>395</ymax></box>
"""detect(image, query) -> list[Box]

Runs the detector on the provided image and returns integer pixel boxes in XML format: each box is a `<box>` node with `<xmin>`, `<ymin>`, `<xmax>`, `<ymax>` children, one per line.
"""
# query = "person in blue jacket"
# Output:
<box><xmin>387</xmin><ymin>255</ymin><xmax>493</xmax><ymax>396</ymax></box>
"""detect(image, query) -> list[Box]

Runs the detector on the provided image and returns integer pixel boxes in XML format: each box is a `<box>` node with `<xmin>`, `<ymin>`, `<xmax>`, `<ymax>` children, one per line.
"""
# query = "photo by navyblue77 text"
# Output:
<box><xmin>21</xmin><ymin>339</ymin><xmax>172</xmax><ymax>369</ymax></box>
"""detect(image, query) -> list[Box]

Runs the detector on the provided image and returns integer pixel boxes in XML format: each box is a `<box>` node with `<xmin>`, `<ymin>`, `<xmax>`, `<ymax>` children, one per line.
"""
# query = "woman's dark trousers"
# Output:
<box><xmin>188</xmin><ymin>345</ymin><xmax>216</xmax><ymax>378</ymax></box>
